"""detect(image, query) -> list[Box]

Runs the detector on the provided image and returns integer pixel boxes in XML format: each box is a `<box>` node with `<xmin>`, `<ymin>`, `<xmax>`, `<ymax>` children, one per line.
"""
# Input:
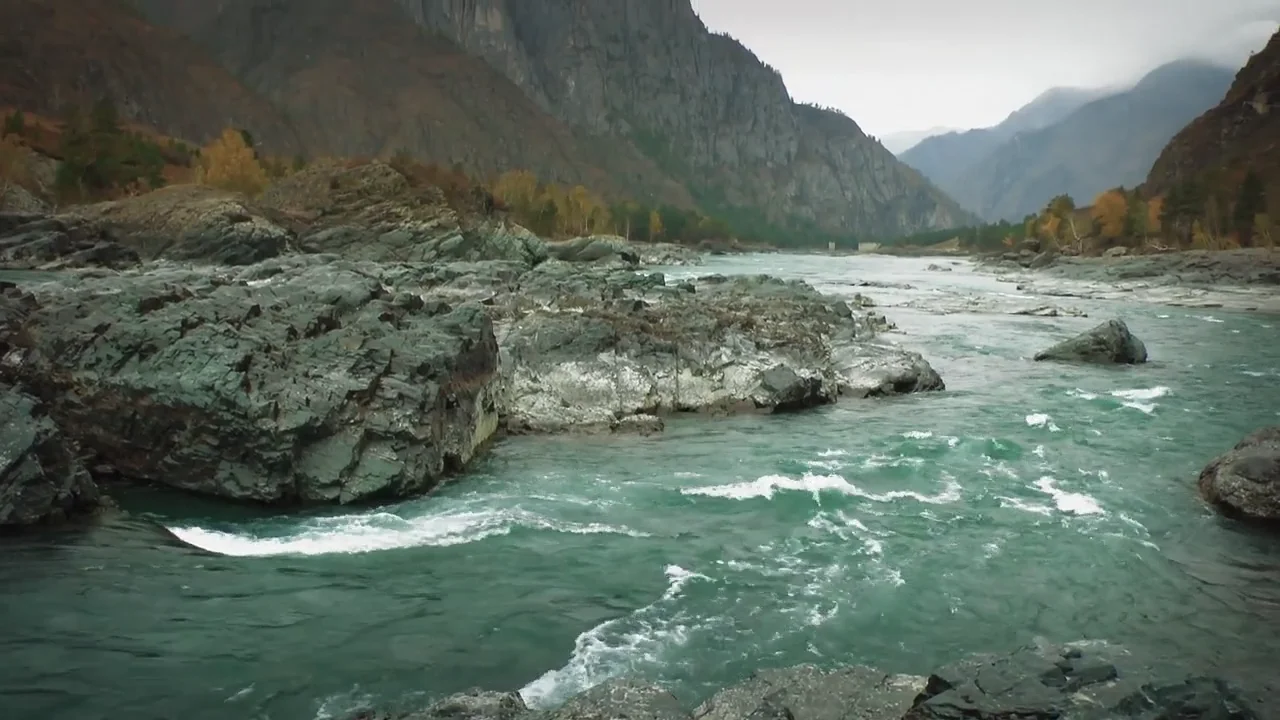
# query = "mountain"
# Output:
<box><xmin>1146</xmin><ymin>29</ymin><xmax>1280</xmax><ymax>200</ymax></box>
<box><xmin>959</xmin><ymin>60</ymin><xmax>1235</xmax><ymax>221</ymax></box>
<box><xmin>0</xmin><ymin>0</ymin><xmax>300</xmax><ymax>153</ymax></box>
<box><xmin>880</xmin><ymin>126</ymin><xmax>957</xmax><ymax>155</ymax></box>
<box><xmin>113</xmin><ymin>0</ymin><xmax>971</xmax><ymax>241</ymax></box>
<box><xmin>899</xmin><ymin>87</ymin><xmax>1107</xmax><ymax>199</ymax></box>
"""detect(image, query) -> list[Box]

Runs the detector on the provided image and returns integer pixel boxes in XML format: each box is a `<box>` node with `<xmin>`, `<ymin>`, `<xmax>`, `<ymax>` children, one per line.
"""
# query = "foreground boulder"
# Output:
<box><xmin>487</xmin><ymin>263</ymin><xmax>944</xmax><ymax>434</ymax></box>
<box><xmin>1198</xmin><ymin>427</ymin><xmax>1280</xmax><ymax>522</ymax></box>
<box><xmin>352</xmin><ymin>643</ymin><xmax>1269</xmax><ymax>720</ymax></box>
<box><xmin>1033</xmin><ymin>319</ymin><xmax>1148</xmax><ymax>364</ymax></box>
<box><xmin>0</xmin><ymin>383</ymin><xmax>101</xmax><ymax>527</ymax></box>
<box><xmin>0</xmin><ymin>212</ymin><xmax>140</xmax><ymax>270</ymax></box>
<box><xmin>1</xmin><ymin>256</ymin><xmax>500</xmax><ymax>505</ymax></box>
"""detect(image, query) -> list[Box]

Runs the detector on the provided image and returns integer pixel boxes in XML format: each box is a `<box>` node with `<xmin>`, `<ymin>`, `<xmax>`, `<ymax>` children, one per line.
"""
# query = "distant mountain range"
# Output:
<box><xmin>900</xmin><ymin>61</ymin><xmax>1237</xmax><ymax>221</ymax></box>
<box><xmin>879</xmin><ymin>126</ymin><xmax>958</xmax><ymax>155</ymax></box>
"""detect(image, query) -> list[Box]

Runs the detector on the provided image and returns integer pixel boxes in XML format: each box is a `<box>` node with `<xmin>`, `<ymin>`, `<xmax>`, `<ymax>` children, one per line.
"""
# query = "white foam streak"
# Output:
<box><xmin>682</xmin><ymin>473</ymin><xmax>962</xmax><ymax>506</ymax></box>
<box><xmin>520</xmin><ymin>565</ymin><xmax>708</xmax><ymax>709</ymax></box>
<box><xmin>1033</xmin><ymin>477</ymin><xmax>1105</xmax><ymax>516</ymax></box>
<box><xmin>167</xmin><ymin>508</ymin><xmax>648</xmax><ymax>558</ymax></box>
<box><xmin>1026</xmin><ymin>413</ymin><xmax>1062</xmax><ymax>432</ymax></box>
<box><xmin>1110</xmin><ymin>387</ymin><xmax>1170</xmax><ymax>401</ymax></box>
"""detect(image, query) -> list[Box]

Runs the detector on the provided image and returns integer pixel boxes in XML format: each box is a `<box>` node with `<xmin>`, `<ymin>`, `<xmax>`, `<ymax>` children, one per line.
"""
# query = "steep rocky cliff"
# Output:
<box><xmin>1146</xmin><ymin>29</ymin><xmax>1280</xmax><ymax>199</ymax></box>
<box><xmin>48</xmin><ymin>0</ymin><xmax>967</xmax><ymax>240</ymax></box>
<box><xmin>386</xmin><ymin>0</ymin><xmax>973</xmax><ymax>238</ymax></box>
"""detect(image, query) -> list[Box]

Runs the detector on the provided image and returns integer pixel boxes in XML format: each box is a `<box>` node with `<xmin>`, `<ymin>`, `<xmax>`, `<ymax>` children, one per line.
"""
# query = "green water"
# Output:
<box><xmin>3</xmin><ymin>255</ymin><xmax>1279</xmax><ymax>720</ymax></box>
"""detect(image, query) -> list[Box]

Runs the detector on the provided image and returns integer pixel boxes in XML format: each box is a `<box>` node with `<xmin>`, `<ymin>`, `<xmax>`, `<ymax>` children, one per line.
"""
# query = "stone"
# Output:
<box><xmin>695</xmin><ymin>665</ymin><xmax>925</xmax><ymax>720</ymax></box>
<box><xmin>1198</xmin><ymin>427</ymin><xmax>1280</xmax><ymax>522</ymax></box>
<box><xmin>1033</xmin><ymin>319</ymin><xmax>1148</xmax><ymax>364</ymax></box>
<box><xmin>0</xmin><ymin>213</ymin><xmax>140</xmax><ymax>270</ymax></box>
<box><xmin>1</xmin><ymin>256</ymin><xmax>501</xmax><ymax>505</ymax></box>
<box><xmin>544</xmin><ymin>680</ymin><xmax>688</xmax><ymax>720</ymax></box>
<box><xmin>0</xmin><ymin>383</ymin><xmax>101</xmax><ymax>527</ymax></box>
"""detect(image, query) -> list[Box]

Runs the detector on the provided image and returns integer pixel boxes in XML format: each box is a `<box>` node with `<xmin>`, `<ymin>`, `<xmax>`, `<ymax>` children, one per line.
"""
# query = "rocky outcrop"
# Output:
<box><xmin>0</xmin><ymin>383</ymin><xmax>101</xmax><ymax>527</ymax></box>
<box><xmin>68</xmin><ymin>185</ymin><xmax>292</xmax><ymax>266</ymax></box>
<box><xmin>485</xmin><ymin>263</ymin><xmax>944</xmax><ymax>434</ymax></box>
<box><xmin>0</xmin><ymin>257</ymin><xmax>501</xmax><ymax>505</ymax></box>
<box><xmin>1033</xmin><ymin>320</ymin><xmax>1148</xmax><ymax>365</ymax></box>
<box><xmin>0</xmin><ymin>212</ymin><xmax>141</xmax><ymax>270</ymax></box>
<box><xmin>1198</xmin><ymin>427</ymin><xmax>1280</xmax><ymax>523</ymax></box>
<box><xmin>354</xmin><ymin>643</ymin><xmax>1269</xmax><ymax>720</ymax></box>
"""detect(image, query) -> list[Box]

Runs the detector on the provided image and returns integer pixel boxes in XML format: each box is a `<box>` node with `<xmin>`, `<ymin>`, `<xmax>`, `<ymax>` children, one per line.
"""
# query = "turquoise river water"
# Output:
<box><xmin>2</xmin><ymin>254</ymin><xmax>1279</xmax><ymax>720</ymax></box>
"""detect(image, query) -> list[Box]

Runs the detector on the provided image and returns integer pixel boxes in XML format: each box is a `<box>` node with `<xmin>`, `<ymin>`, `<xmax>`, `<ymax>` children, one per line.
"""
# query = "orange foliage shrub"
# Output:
<box><xmin>1091</xmin><ymin>189</ymin><xmax>1128</xmax><ymax>239</ymax></box>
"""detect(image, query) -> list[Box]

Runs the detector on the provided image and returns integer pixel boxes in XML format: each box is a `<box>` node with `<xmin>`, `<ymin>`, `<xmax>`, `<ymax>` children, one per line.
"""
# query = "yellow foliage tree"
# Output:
<box><xmin>649</xmin><ymin>209</ymin><xmax>664</xmax><ymax>241</ymax></box>
<box><xmin>1146</xmin><ymin>196</ymin><xmax>1164</xmax><ymax>236</ymax></box>
<box><xmin>200</xmin><ymin>128</ymin><xmax>267</xmax><ymax>196</ymax></box>
<box><xmin>0</xmin><ymin>135</ymin><xmax>31</xmax><ymax>195</ymax></box>
<box><xmin>492</xmin><ymin>169</ymin><xmax>540</xmax><ymax>216</ymax></box>
<box><xmin>1091</xmin><ymin>189</ymin><xmax>1128</xmax><ymax>239</ymax></box>
<box><xmin>1039</xmin><ymin>213</ymin><xmax>1062</xmax><ymax>242</ymax></box>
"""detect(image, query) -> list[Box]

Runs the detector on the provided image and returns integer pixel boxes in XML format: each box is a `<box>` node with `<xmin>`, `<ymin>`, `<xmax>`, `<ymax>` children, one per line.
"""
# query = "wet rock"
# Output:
<box><xmin>498</xmin><ymin>263</ymin><xmax>943</xmax><ymax>434</ymax></box>
<box><xmin>0</xmin><ymin>383</ymin><xmax>101</xmax><ymax>527</ymax></box>
<box><xmin>1105</xmin><ymin>246</ymin><xmax>1130</xmax><ymax>258</ymax></box>
<box><xmin>545</xmin><ymin>680</ymin><xmax>687</xmax><ymax>720</ymax></box>
<box><xmin>926</xmin><ymin>263</ymin><xmax>952</xmax><ymax>272</ymax></box>
<box><xmin>1033</xmin><ymin>319</ymin><xmax>1147</xmax><ymax>364</ymax></box>
<box><xmin>904</xmin><ymin>643</ymin><xmax>1265</xmax><ymax>720</ymax></box>
<box><xmin>1011</xmin><ymin>305</ymin><xmax>1087</xmax><ymax>318</ymax></box>
<box><xmin>1198</xmin><ymin>427</ymin><xmax>1280</xmax><ymax>523</ymax></box>
<box><xmin>695</xmin><ymin>665</ymin><xmax>925</xmax><ymax>720</ymax></box>
<box><xmin>401</xmin><ymin>690</ymin><xmax>528</xmax><ymax>720</ymax></box>
<box><xmin>1028</xmin><ymin>251</ymin><xmax>1057</xmax><ymax>270</ymax></box>
<box><xmin>1</xmin><ymin>256</ymin><xmax>501</xmax><ymax>505</ymax></box>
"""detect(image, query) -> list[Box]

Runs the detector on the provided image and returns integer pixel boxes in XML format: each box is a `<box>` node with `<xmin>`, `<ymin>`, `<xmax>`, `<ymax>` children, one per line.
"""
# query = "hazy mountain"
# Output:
<box><xmin>897</xmin><ymin>86</ymin><xmax>1109</xmax><ymax>197</ymax></box>
<box><xmin>959</xmin><ymin>59</ymin><xmax>1235</xmax><ymax>221</ymax></box>
<box><xmin>880</xmin><ymin>126</ymin><xmax>958</xmax><ymax>155</ymax></box>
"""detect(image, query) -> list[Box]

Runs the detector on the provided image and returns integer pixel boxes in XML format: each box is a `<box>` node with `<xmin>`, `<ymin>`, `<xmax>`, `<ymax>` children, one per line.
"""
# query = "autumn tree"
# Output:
<box><xmin>0</xmin><ymin>135</ymin><xmax>33</xmax><ymax>195</ymax></box>
<box><xmin>200</xmin><ymin>127</ymin><xmax>268</xmax><ymax>196</ymax></box>
<box><xmin>1091</xmin><ymin>189</ymin><xmax>1128</xmax><ymax>239</ymax></box>
<box><xmin>1145</xmin><ymin>196</ymin><xmax>1164</xmax><ymax>236</ymax></box>
<box><xmin>491</xmin><ymin>169</ymin><xmax>540</xmax><ymax>217</ymax></box>
<box><xmin>1233</xmin><ymin>170</ymin><xmax>1265</xmax><ymax>247</ymax></box>
<box><xmin>648</xmin><ymin>209</ymin><xmax>664</xmax><ymax>242</ymax></box>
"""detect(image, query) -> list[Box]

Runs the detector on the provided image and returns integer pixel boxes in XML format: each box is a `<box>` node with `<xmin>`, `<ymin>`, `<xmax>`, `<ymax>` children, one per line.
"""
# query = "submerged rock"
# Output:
<box><xmin>1033</xmin><ymin>319</ymin><xmax>1147</xmax><ymax>364</ymax></box>
<box><xmin>1198</xmin><ymin>427</ymin><xmax>1280</xmax><ymax>523</ymax></box>
<box><xmin>1</xmin><ymin>257</ymin><xmax>501</xmax><ymax>505</ymax></box>
<box><xmin>0</xmin><ymin>383</ymin><xmax>101</xmax><ymax>527</ymax></box>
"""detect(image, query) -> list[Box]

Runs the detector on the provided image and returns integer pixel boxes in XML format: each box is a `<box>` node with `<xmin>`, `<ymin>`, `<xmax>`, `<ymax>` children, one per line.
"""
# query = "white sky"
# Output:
<box><xmin>690</xmin><ymin>0</ymin><xmax>1280</xmax><ymax>137</ymax></box>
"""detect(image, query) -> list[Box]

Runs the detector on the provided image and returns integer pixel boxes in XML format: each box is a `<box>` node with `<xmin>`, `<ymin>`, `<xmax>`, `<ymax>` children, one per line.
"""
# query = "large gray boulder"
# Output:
<box><xmin>1198</xmin><ymin>427</ymin><xmax>1280</xmax><ymax>523</ymax></box>
<box><xmin>1033</xmin><ymin>319</ymin><xmax>1148</xmax><ymax>364</ymax></box>
<box><xmin>493</xmin><ymin>263</ymin><xmax>944</xmax><ymax>434</ymax></box>
<box><xmin>0</xmin><ymin>213</ymin><xmax>141</xmax><ymax>270</ymax></box>
<box><xmin>1</xmin><ymin>256</ymin><xmax>501</xmax><ymax>505</ymax></box>
<box><xmin>0</xmin><ymin>383</ymin><xmax>101</xmax><ymax>527</ymax></box>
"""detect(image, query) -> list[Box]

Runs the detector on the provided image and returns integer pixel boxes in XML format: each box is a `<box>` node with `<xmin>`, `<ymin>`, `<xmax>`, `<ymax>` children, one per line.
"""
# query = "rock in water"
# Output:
<box><xmin>2</xmin><ymin>256</ymin><xmax>501</xmax><ymax>505</ymax></box>
<box><xmin>694</xmin><ymin>665</ymin><xmax>926</xmax><ymax>720</ymax></box>
<box><xmin>0</xmin><ymin>384</ymin><xmax>101</xmax><ymax>527</ymax></box>
<box><xmin>1033</xmin><ymin>319</ymin><xmax>1148</xmax><ymax>364</ymax></box>
<box><xmin>545</xmin><ymin>680</ymin><xmax>688</xmax><ymax>720</ymax></box>
<box><xmin>1198</xmin><ymin>427</ymin><xmax>1280</xmax><ymax>522</ymax></box>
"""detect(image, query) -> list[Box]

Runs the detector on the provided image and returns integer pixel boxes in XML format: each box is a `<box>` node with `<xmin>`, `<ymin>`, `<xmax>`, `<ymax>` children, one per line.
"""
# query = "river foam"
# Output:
<box><xmin>167</xmin><ymin>507</ymin><xmax>648</xmax><ymax>557</ymax></box>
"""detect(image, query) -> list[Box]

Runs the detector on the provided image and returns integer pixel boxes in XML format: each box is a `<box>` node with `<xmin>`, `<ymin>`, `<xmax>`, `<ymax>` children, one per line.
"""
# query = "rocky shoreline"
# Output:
<box><xmin>0</xmin><ymin>161</ymin><xmax>944</xmax><ymax>524</ymax></box>
<box><xmin>352</xmin><ymin>642</ymin><xmax>1274</xmax><ymax>720</ymax></box>
<box><xmin>978</xmin><ymin>246</ymin><xmax>1280</xmax><ymax>312</ymax></box>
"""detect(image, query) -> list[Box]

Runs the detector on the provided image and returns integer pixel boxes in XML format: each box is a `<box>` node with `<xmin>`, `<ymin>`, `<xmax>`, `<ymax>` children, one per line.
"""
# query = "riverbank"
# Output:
<box><xmin>978</xmin><ymin>248</ymin><xmax>1280</xmax><ymax>313</ymax></box>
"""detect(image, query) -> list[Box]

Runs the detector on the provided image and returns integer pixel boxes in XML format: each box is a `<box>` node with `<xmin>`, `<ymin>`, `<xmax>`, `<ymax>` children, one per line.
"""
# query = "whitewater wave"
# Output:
<box><xmin>1110</xmin><ymin>387</ymin><xmax>1170</xmax><ymax>415</ymax></box>
<box><xmin>167</xmin><ymin>507</ymin><xmax>648</xmax><ymax>557</ymax></box>
<box><xmin>1025</xmin><ymin>413</ymin><xmax>1062</xmax><ymax>432</ymax></box>
<box><xmin>520</xmin><ymin>564</ymin><xmax>711</xmax><ymax>709</ymax></box>
<box><xmin>681</xmin><ymin>472</ymin><xmax>962</xmax><ymax>505</ymax></box>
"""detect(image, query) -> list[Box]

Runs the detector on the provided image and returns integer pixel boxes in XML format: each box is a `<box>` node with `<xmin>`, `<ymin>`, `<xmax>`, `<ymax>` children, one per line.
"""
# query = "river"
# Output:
<box><xmin>2</xmin><ymin>254</ymin><xmax>1278</xmax><ymax>719</ymax></box>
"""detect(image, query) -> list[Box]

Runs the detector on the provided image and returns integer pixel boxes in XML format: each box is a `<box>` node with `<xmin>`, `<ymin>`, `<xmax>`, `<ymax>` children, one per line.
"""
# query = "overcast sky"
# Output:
<box><xmin>690</xmin><ymin>0</ymin><xmax>1280</xmax><ymax>138</ymax></box>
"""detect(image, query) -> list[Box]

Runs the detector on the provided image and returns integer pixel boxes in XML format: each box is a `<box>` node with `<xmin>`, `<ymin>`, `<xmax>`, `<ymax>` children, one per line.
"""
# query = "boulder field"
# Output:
<box><xmin>0</xmin><ymin>161</ymin><xmax>944</xmax><ymax>522</ymax></box>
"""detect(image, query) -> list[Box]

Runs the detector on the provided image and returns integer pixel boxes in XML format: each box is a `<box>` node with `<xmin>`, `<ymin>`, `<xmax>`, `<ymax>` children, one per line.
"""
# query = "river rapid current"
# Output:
<box><xmin>2</xmin><ymin>254</ymin><xmax>1278</xmax><ymax>720</ymax></box>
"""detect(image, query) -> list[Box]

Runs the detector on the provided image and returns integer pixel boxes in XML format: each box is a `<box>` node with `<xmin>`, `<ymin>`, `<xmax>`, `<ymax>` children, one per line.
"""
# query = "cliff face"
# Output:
<box><xmin>1146</xmin><ymin>30</ymin><xmax>1280</xmax><ymax>198</ymax></box>
<box><xmin>392</xmin><ymin>0</ymin><xmax>970</xmax><ymax>236</ymax></box>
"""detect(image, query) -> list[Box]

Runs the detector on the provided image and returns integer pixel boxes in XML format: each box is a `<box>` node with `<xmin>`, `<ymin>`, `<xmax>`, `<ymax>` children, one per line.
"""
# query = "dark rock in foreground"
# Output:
<box><xmin>357</xmin><ymin>643</ymin><xmax>1269</xmax><ymax>720</ymax></box>
<box><xmin>0</xmin><ymin>383</ymin><xmax>101</xmax><ymax>527</ymax></box>
<box><xmin>1033</xmin><ymin>319</ymin><xmax>1148</xmax><ymax>365</ymax></box>
<box><xmin>1198</xmin><ymin>427</ymin><xmax>1280</xmax><ymax>523</ymax></box>
<box><xmin>1</xmin><ymin>258</ymin><xmax>501</xmax><ymax>505</ymax></box>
